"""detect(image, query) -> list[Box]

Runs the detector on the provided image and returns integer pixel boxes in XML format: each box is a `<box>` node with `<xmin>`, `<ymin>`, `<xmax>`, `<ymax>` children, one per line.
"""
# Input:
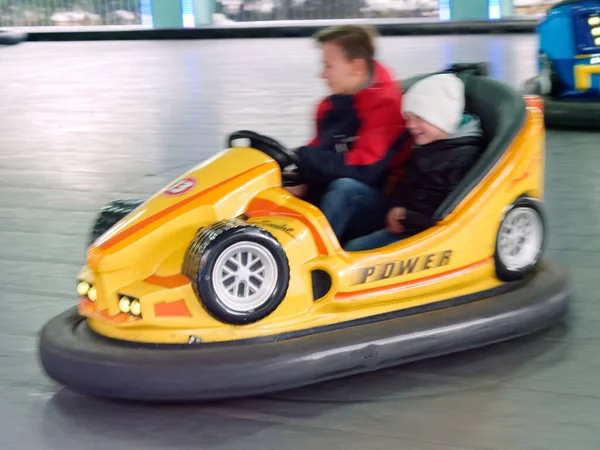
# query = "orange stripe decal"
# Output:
<box><xmin>145</xmin><ymin>274</ymin><xmax>190</xmax><ymax>289</ymax></box>
<box><xmin>335</xmin><ymin>257</ymin><xmax>491</xmax><ymax>301</ymax></box>
<box><xmin>97</xmin><ymin>164</ymin><xmax>269</xmax><ymax>251</ymax></box>
<box><xmin>154</xmin><ymin>300</ymin><xmax>192</xmax><ymax>318</ymax></box>
<box><xmin>246</xmin><ymin>198</ymin><xmax>330</xmax><ymax>255</ymax></box>
<box><xmin>509</xmin><ymin>158</ymin><xmax>535</xmax><ymax>189</ymax></box>
<box><xmin>78</xmin><ymin>298</ymin><xmax>140</xmax><ymax>323</ymax></box>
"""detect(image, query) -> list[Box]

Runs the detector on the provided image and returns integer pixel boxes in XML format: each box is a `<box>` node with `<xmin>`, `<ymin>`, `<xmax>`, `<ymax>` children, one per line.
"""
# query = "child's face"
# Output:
<box><xmin>320</xmin><ymin>42</ymin><xmax>368</xmax><ymax>95</ymax></box>
<box><xmin>404</xmin><ymin>112</ymin><xmax>449</xmax><ymax>146</ymax></box>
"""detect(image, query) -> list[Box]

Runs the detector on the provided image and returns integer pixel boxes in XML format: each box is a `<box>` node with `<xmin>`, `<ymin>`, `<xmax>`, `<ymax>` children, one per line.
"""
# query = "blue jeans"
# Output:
<box><xmin>344</xmin><ymin>229</ymin><xmax>409</xmax><ymax>252</ymax></box>
<box><xmin>319</xmin><ymin>178</ymin><xmax>388</xmax><ymax>242</ymax></box>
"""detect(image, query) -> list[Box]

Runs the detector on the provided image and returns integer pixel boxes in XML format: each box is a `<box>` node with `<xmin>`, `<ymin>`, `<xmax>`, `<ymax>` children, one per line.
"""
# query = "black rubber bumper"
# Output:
<box><xmin>523</xmin><ymin>76</ymin><xmax>600</xmax><ymax>130</ymax></box>
<box><xmin>38</xmin><ymin>259</ymin><xmax>570</xmax><ymax>402</ymax></box>
<box><xmin>0</xmin><ymin>29</ymin><xmax>27</xmax><ymax>46</ymax></box>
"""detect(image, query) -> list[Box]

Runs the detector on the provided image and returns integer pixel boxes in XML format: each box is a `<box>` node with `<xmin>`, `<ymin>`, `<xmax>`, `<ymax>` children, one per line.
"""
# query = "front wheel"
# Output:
<box><xmin>183</xmin><ymin>220</ymin><xmax>290</xmax><ymax>325</ymax></box>
<box><xmin>494</xmin><ymin>197</ymin><xmax>545</xmax><ymax>282</ymax></box>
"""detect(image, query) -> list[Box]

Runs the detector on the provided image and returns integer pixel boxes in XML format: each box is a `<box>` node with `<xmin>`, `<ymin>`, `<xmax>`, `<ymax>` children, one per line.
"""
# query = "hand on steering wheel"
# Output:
<box><xmin>227</xmin><ymin>130</ymin><xmax>303</xmax><ymax>186</ymax></box>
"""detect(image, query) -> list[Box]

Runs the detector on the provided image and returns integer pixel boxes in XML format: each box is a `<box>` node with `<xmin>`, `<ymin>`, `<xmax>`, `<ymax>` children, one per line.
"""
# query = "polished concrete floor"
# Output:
<box><xmin>1</xmin><ymin>34</ymin><xmax>599</xmax><ymax>450</ymax></box>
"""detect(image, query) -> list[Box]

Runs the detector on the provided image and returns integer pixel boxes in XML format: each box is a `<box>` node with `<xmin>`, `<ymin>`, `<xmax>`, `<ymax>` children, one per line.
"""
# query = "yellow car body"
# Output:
<box><xmin>76</xmin><ymin>95</ymin><xmax>545</xmax><ymax>346</ymax></box>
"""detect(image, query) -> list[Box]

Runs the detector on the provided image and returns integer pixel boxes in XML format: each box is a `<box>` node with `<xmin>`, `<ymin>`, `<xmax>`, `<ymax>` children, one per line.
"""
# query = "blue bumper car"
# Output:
<box><xmin>524</xmin><ymin>0</ymin><xmax>600</xmax><ymax>129</ymax></box>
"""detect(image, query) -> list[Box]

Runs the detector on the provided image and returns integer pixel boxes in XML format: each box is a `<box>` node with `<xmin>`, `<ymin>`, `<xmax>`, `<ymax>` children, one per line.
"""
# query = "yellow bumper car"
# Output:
<box><xmin>38</xmin><ymin>64</ymin><xmax>570</xmax><ymax>402</ymax></box>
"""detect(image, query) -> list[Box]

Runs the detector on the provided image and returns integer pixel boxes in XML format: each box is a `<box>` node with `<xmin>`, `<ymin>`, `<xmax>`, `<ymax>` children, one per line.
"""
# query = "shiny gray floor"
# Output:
<box><xmin>1</xmin><ymin>34</ymin><xmax>599</xmax><ymax>450</ymax></box>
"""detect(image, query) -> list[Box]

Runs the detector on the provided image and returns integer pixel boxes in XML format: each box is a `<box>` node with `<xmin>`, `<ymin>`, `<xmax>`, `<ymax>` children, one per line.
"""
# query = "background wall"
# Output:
<box><xmin>0</xmin><ymin>0</ymin><xmax>564</xmax><ymax>28</ymax></box>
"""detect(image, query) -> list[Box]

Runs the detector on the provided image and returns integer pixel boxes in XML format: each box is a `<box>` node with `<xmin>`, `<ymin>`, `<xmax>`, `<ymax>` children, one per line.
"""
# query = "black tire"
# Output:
<box><xmin>89</xmin><ymin>198</ymin><xmax>144</xmax><ymax>247</ymax></box>
<box><xmin>494</xmin><ymin>196</ymin><xmax>546</xmax><ymax>282</ymax></box>
<box><xmin>183</xmin><ymin>220</ymin><xmax>290</xmax><ymax>325</ymax></box>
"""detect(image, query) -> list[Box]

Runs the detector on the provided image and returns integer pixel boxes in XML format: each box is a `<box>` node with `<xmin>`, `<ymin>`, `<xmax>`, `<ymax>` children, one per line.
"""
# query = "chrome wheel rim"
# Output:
<box><xmin>498</xmin><ymin>207</ymin><xmax>543</xmax><ymax>271</ymax></box>
<box><xmin>212</xmin><ymin>241</ymin><xmax>278</xmax><ymax>312</ymax></box>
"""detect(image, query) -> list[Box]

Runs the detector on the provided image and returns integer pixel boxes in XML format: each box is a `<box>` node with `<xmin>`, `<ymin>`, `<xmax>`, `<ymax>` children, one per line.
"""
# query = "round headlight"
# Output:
<box><xmin>119</xmin><ymin>297</ymin><xmax>131</xmax><ymax>313</ymax></box>
<box><xmin>88</xmin><ymin>286</ymin><xmax>97</xmax><ymax>302</ymax></box>
<box><xmin>130</xmin><ymin>300</ymin><xmax>141</xmax><ymax>316</ymax></box>
<box><xmin>77</xmin><ymin>281</ymin><xmax>90</xmax><ymax>297</ymax></box>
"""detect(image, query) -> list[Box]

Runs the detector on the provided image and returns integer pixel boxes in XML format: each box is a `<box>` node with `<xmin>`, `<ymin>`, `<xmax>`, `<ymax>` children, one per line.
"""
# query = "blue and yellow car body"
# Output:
<box><xmin>538</xmin><ymin>0</ymin><xmax>600</xmax><ymax>96</ymax></box>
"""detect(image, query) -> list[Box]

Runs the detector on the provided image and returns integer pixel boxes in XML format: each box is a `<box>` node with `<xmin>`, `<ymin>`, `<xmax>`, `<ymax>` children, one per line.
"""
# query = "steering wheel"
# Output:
<box><xmin>227</xmin><ymin>130</ymin><xmax>303</xmax><ymax>186</ymax></box>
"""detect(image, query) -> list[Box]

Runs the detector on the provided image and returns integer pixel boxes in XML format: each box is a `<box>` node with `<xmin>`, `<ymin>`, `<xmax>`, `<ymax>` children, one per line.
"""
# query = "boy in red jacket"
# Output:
<box><xmin>287</xmin><ymin>25</ymin><xmax>410</xmax><ymax>242</ymax></box>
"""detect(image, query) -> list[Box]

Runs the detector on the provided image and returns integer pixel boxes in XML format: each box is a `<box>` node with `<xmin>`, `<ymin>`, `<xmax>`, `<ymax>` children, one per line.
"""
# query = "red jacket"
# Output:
<box><xmin>296</xmin><ymin>60</ymin><xmax>411</xmax><ymax>187</ymax></box>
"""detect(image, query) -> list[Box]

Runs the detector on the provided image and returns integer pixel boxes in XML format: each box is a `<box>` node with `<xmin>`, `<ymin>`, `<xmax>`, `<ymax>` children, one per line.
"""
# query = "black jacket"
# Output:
<box><xmin>391</xmin><ymin>114</ymin><xmax>483</xmax><ymax>235</ymax></box>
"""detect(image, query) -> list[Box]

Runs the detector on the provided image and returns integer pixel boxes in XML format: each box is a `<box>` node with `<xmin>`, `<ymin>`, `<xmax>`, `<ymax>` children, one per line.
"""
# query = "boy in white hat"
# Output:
<box><xmin>344</xmin><ymin>73</ymin><xmax>483</xmax><ymax>252</ymax></box>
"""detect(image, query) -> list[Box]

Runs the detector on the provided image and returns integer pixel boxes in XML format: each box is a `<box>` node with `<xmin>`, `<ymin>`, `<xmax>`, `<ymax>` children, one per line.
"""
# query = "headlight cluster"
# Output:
<box><xmin>588</xmin><ymin>15</ymin><xmax>600</xmax><ymax>46</ymax></box>
<box><xmin>77</xmin><ymin>280</ymin><xmax>142</xmax><ymax>317</ymax></box>
<box><xmin>118</xmin><ymin>295</ymin><xmax>142</xmax><ymax>317</ymax></box>
<box><xmin>77</xmin><ymin>281</ymin><xmax>96</xmax><ymax>302</ymax></box>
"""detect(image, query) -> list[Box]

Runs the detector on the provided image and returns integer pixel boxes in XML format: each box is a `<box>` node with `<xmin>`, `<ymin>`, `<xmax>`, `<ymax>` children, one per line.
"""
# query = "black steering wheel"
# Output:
<box><xmin>227</xmin><ymin>130</ymin><xmax>304</xmax><ymax>186</ymax></box>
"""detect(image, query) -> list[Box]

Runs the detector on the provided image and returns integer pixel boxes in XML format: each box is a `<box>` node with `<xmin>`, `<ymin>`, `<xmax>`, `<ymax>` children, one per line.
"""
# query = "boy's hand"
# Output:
<box><xmin>386</xmin><ymin>207</ymin><xmax>406</xmax><ymax>234</ymax></box>
<box><xmin>285</xmin><ymin>184</ymin><xmax>308</xmax><ymax>198</ymax></box>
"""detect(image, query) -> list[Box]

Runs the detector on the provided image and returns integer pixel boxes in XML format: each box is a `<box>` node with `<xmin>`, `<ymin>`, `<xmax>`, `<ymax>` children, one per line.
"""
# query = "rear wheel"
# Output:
<box><xmin>183</xmin><ymin>220</ymin><xmax>290</xmax><ymax>325</ymax></box>
<box><xmin>89</xmin><ymin>198</ymin><xmax>144</xmax><ymax>247</ymax></box>
<box><xmin>494</xmin><ymin>197</ymin><xmax>545</xmax><ymax>281</ymax></box>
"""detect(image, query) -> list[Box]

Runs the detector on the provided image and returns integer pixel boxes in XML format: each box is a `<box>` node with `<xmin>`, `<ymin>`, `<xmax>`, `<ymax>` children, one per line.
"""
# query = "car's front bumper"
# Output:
<box><xmin>38</xmin><ymin>259</ymin><xmax>570</xmax><ymax>402</ymax></box>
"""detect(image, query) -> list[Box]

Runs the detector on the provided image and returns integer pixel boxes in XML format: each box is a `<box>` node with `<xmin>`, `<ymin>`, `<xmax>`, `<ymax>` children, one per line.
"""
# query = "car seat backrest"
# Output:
<box><xmin>400</xmin><ymin>69</ymin><xmax>527</xmax><ymax>221</ymax></box>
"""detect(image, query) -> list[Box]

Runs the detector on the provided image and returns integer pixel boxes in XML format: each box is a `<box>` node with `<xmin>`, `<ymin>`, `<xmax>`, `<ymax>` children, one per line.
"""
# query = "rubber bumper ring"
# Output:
<box><xmin>0</xmin><ymin>29</ymin><xmax>27</xmax><ymax>46</ymax></box>
<box><xmin>37</xmin><ymin>259</ymin><xmax>570</xmax><ymax>402</ymax></box>
<box><xmin>523</xmin><ymin>76</ymin><xmax>600</xmax><ymax>130</ymax></box>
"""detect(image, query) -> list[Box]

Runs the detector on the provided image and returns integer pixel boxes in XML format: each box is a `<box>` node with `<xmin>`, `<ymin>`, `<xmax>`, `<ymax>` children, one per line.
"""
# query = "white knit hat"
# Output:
<box><xmin>402</xmin><ymin>73</ymin><xmax>465</xmax><ymax>134</ymax></box>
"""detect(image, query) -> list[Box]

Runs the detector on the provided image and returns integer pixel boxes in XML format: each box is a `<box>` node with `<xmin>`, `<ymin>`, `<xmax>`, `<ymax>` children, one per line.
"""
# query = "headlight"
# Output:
<box><xmin>77</xmin><ymin>281</ymin><xmax>90</xmax><ymax>297</ymax></box>
<box><xmin>77</xmin><ymin>280</ymin><xmax>96</xmax><ymax>302</ymax></box>
<box><xmin>118</xmin><ymin>295</ymin><xmax>142</xmax><ymax>317</ymax></box>
<box><xmin>119</xmin><ymin>296</ymin><xmax>131</xmax><ymax>313</ymax></box>
<box><xmin>590</xmin><ymin>16</ymin><xmax>600</xmax><ymax>26</ymax></box>
<box><xmin>130</xmin><ymin>300</ymin><xmax>141</xmax><ymax>316</ymax></box>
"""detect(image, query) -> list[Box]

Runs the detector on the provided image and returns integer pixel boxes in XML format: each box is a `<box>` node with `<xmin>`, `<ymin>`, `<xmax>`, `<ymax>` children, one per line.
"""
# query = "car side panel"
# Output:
<box><xmin>556</xmin><ymin>59</ymin><xmax>578</xmax><ymax>90</ymax></box>
<box><xmin>539</xmin><ymin>11</ymin><xmax>576</xmax><ymax>62</ymax></box>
